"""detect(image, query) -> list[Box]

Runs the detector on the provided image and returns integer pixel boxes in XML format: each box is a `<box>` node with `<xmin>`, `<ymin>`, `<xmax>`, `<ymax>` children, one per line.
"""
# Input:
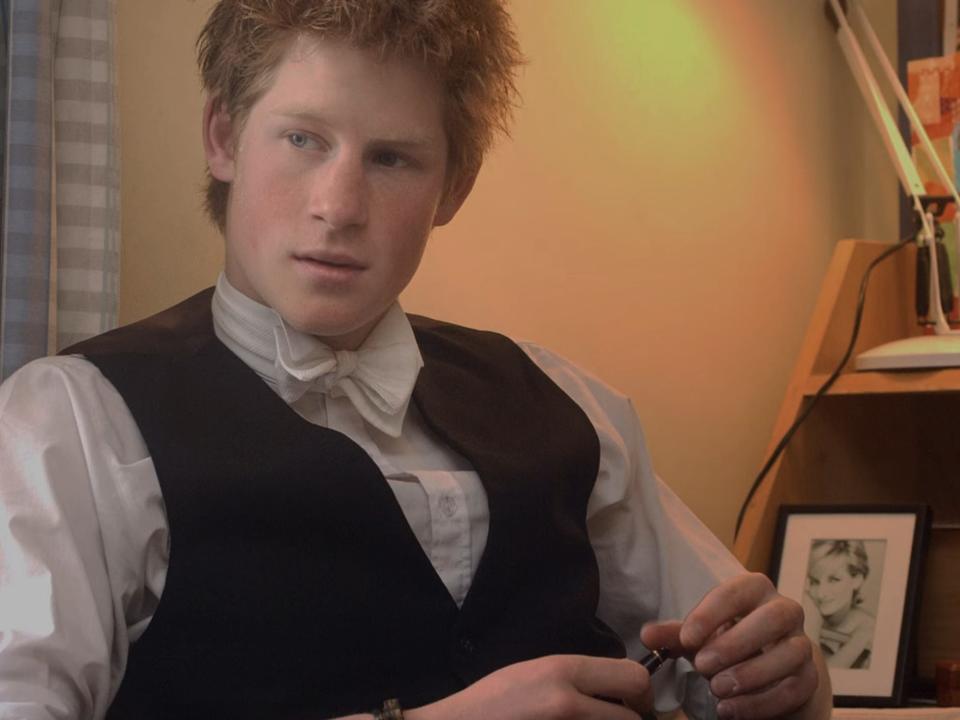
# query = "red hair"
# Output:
<box><xmin>197</xmin><ymin>0</ymin><xmax>525</xmax><ymax>230</ymax></box>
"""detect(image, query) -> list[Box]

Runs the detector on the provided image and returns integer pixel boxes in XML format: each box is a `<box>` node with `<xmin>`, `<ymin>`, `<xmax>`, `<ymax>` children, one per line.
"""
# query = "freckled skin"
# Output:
<box><xmin>204</xmin><ymin>35</ymin><xmax>470</xmax><ymax>350</ymax></box>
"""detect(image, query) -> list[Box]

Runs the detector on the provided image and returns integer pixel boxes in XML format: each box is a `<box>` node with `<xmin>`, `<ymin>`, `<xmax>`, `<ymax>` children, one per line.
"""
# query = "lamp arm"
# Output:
<box><xmin>829</xmin><ymin>0</ymin><xmax>959</xmax><ymax>334</ymax></box>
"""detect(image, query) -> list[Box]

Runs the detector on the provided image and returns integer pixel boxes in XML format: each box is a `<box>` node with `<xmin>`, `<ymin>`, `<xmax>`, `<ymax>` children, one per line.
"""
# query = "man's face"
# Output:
<box><xmin>206</xmin><ymin>35</ymin><xmax>469</xmax><ymax>349</ymax></box>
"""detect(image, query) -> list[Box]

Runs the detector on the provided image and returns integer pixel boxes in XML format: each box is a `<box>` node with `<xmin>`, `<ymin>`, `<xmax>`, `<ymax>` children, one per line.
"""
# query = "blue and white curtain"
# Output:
<box><xmin>0</xmin><ymin>0</ymin><xmax>119</xmax><ymax>380</ymax></box>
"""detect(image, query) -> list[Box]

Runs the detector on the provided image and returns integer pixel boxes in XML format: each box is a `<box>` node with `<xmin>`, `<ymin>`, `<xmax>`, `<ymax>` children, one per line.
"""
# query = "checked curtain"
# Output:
<box><xmin>0</xmin><ymin>0</ymin><xmax>119</xmax><ymax>380</ymax></box>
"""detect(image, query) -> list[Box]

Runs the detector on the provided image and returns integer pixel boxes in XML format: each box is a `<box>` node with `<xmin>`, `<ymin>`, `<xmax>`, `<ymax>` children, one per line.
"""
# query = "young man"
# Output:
<box><xmin>0</xmin><ymin>2</ymin><xmax>831</xmax><ymax>719</ymax></box>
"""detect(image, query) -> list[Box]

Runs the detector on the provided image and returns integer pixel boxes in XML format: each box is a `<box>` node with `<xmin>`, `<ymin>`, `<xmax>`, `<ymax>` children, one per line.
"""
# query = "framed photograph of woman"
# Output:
<box><xmin>769</xmin><ymin>505</ymin><xmax>930</xmax><ymax>707</ymax></box>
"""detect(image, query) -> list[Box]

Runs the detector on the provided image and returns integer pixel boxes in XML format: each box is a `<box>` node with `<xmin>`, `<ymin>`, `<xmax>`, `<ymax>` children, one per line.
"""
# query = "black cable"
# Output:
<box><xmin>733</xmin><ymin>236</ymin><xmax>915</xmax><ymax>539</ymax></box>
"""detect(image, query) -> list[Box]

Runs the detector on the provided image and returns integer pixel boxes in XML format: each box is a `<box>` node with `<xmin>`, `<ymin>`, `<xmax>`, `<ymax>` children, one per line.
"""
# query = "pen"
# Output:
<box><xmin>594</xmin><ymin>647</ymin><xmax>673</xmax><ymax>709</ymax></box>
<box><xmin>638</xmin><ymin>647</ymin><xmax>671</xmax><ymax>675</ymax></box>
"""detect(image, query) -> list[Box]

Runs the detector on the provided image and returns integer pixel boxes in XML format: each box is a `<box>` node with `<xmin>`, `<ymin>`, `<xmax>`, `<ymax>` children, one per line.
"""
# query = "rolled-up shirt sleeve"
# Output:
<box><xmin>0</xmin><ymin>357</ymin><xmax>165</xmax><ymax>720</ymax></box>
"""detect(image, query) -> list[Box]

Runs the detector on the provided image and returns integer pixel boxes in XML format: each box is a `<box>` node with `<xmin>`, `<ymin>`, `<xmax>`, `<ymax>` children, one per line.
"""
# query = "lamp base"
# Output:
<box><xmin>855</xmin><ymin>334</ymin><xmax>960</xmax><ymax>370</ymax></box>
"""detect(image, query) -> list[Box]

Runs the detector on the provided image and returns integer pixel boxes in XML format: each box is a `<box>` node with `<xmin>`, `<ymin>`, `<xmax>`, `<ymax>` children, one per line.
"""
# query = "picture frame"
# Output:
<box><xmin>769</xmin><ymin>505</ymin><xmax>930</xmax><ymax>707</ymax></box>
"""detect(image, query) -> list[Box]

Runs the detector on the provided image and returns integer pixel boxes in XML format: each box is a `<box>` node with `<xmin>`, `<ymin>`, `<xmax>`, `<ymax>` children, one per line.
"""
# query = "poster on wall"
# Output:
<box><xmin>907</xmin><ymin>49</ymin><xmax>960</xmax><ymax>320</ymax></box>
<box><xmin>945</xmin><ymin>0</ymin><xmax>960</xmax><ymax>55</ymax></box>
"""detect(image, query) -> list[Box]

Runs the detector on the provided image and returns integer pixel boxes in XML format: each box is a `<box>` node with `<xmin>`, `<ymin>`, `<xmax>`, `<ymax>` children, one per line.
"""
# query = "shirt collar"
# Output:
<box><xmin>211</xmin><ymin>273</ymin><xmax>423</xmax><ymax>436</ymax></box>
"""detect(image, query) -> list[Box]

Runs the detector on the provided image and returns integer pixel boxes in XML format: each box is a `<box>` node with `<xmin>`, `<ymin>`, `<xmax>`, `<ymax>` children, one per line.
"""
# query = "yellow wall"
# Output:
<box><xmin>117</xmin><ymin>1</ymin><xmax>898</xmax><ymax>546</ymax></box>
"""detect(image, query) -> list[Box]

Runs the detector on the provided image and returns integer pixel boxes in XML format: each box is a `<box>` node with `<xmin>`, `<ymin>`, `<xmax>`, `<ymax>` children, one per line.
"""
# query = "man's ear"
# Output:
<box><xmin>203</xmin><ymin>97</ymin><xmax>237</xmax><ymax>182</ymax></box>
<box><xmin>434</xmin><ymin>168</ymin><xmax>479</xmax><ymax>227</ymax></box>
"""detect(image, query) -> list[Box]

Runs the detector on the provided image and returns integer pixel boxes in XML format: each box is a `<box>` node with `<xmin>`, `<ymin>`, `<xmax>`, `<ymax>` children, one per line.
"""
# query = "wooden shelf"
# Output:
<box><xmin>734</xmin><ymin>239</ymin><xmax>960</xmax><ymax>682</ymax></box>
<box><xmin>806</xmin><ymin>369</ymin><xmax>960</xmax><ymax>396</ymax></box>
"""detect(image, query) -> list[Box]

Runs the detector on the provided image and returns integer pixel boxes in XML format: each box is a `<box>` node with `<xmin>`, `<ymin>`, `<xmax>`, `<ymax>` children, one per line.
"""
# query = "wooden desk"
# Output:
<box><xmin>834</xmin><ymin>709</ymin><xmax>960</xmax><ymax>719</ymax></box>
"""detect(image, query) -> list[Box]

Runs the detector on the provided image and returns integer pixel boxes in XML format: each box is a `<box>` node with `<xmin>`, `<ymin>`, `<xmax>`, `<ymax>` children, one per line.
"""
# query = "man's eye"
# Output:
<box><xmin>374</xmin><ymin>151</ymin><xmax>405</xmax><ymax>168</ymax></box>
<box><xmin>287</xmin><ymin>132</ymin><xmax>314</xmax><ymax>149</ymax></box>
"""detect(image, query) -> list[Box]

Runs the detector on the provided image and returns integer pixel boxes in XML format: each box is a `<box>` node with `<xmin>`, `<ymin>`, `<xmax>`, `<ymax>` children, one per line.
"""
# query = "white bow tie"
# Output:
<box><xmin>272</xmin><ymin>321</ymin><xmax>421</xmax><ymax>438</ymax></box>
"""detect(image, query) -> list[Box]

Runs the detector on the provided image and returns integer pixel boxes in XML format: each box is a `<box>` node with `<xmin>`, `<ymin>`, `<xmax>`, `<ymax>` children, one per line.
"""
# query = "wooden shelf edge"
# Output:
<box><xmin>804</xmin><ymin>369</ymin><xmax>960</xmax><ymax>396</ymax></box>
<box><xmin>832</xmin><ymin>709</ymin><xmax>960</xmax><ymax>719</ymax></box>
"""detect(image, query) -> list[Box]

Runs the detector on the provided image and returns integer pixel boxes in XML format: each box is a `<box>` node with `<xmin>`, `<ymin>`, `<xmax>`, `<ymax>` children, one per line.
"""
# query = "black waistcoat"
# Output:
<box><xmin>64</xmin><ymin>289</ymin><xmax>625</xmax><ymax>719</ymax></box>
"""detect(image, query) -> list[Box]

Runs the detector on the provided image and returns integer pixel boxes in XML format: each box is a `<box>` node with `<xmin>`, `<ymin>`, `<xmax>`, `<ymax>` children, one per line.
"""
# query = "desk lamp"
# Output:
<box><xmin>828</xmin><ymin>0</ymin><xmax>960</xmax><ymax>369</ymax></box>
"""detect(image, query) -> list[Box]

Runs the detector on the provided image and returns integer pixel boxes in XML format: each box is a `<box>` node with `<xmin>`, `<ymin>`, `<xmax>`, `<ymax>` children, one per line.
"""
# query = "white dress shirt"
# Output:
<box><xmin>0</xmin><ymin>276</ymin><xmax>743</xmax><ymax>720</ymax></box>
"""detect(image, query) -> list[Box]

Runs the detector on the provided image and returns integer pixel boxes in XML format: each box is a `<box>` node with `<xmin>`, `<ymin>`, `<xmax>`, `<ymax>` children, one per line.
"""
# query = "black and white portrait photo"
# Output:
<box><xmin>770</xmin><ymin>506</ymin><xmax>928</xmax><ymax>706</ymax></box>
<box><xmin>803</xmin><ymin>538</ymin><xmax>886</xmax><ymax>670</ymax></box>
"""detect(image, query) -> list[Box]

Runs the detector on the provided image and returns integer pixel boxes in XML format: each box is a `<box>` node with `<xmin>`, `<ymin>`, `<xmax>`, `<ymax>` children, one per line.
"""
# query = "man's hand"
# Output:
<box><xmin>641</xmin><ymin>572</ymin><xmax>832</xmax><ymax>720</ymax></box>
<box><xmin>406</xmin><ymin>655</ymin><xmax>654</xmax><ymax>720</ymax></box>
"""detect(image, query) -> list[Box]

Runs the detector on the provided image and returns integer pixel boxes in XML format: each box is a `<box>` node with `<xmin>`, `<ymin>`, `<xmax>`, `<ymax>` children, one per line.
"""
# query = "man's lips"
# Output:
<box><xmin>292</xmin><ymin>251</ymin><xmax>365</xmax><ymax>269</ymax></box>
<box><xmin>291</xmin><ymin>252</ymin><xmax>367</xmax><ymax>283</ymax></box>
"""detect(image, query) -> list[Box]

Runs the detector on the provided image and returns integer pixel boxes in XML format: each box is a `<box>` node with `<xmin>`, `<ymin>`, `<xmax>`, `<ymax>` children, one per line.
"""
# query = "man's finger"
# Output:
<box><xmin>639</xmin><ymin>620</ymin><xmax>683</xmax><ymax>656</ymax></box>
<box><xmin>693</xmin><ymin>595</ymin><xmax>804</xmax><ymax>676</ymax></box>
<box><xmin>624</xmin><ymin>679</ymin><xmax>656</xmax><ymax>718</ymax></box>
<box><xmin>577</xmin><ymin>695</ymin><xmax>647</xmax><ymax>720</ymax></box>
<box><xmin>713</xmin><ymin>654</ymin><xmax>819</xmax><ymax>720</ymax></box>
<box><xmin>568</xmin><ymin>656</ymin><xmax>651</xmax><ymax>708</ymax></box>
<box><xmin>707</xmin><ymin>634</ymin><xmax>812</xmax><ymax>699</ymax></box>
<box><xmin>679</xmin><ymin>573</ymin><xmax>777</xmax><ymax>651</ymax></box>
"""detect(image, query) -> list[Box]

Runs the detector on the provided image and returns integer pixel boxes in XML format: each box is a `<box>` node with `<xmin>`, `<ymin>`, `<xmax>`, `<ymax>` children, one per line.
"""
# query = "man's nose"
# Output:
<box><xmin>309</xmin><ymin>154</ymin><xmax>368</xmax><ymax>230</ymax></box>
